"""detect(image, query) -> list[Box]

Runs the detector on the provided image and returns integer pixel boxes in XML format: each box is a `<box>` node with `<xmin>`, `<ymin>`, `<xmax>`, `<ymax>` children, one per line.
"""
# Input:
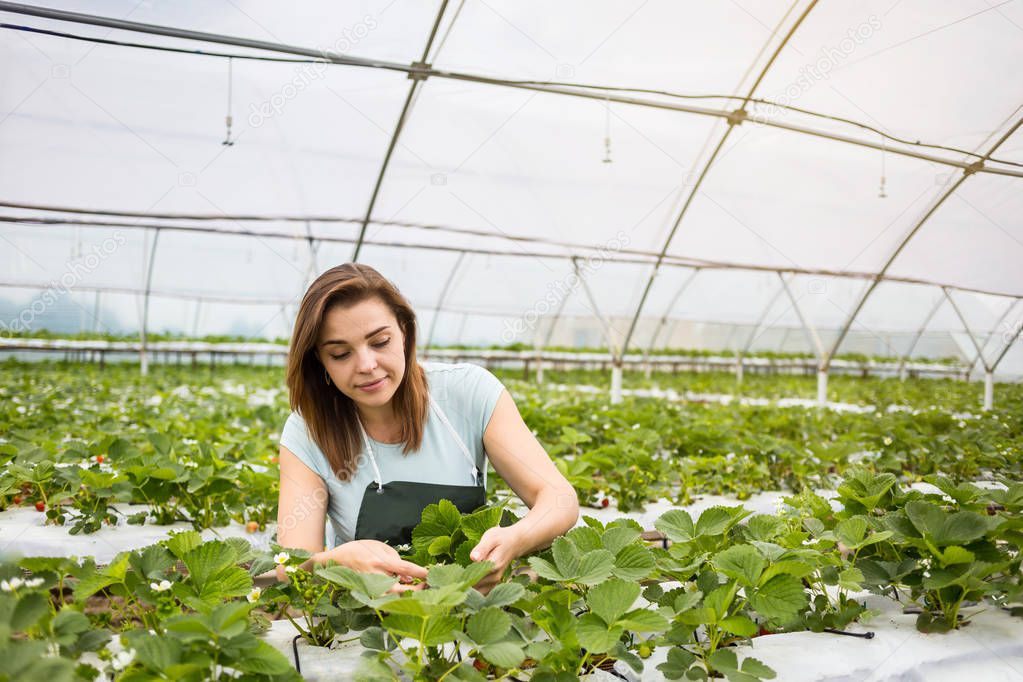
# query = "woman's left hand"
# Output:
<box><xmin>469</xmin><ymin>525</ymin><xmax>524</xmax><ymax>595</ymax></box>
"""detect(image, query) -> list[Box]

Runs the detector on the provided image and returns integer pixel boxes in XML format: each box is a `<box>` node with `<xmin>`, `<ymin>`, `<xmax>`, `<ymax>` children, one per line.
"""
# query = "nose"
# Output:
<box><xmin>355</xmin><ymin>345</ymin><xmax>378</xmax><ymax>374</ymax></box>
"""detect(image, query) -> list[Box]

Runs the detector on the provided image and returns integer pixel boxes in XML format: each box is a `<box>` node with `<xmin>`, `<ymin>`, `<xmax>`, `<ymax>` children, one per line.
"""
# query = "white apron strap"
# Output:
<box><xmin>356</xmin><ymin>421</ymin><xmax>385</xmax><ymax>493</ymax></box>
<box><xmin>428</xmin><ymin>393</ymin><xmax>486</xmax><ymax>487</ymax></box>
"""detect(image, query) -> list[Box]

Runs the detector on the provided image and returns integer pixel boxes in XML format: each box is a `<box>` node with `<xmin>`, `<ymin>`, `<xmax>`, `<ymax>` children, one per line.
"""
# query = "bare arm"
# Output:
<box><xmin>469</xmin><ymin>390</ymin><xmax>579</xmax><ymax>589</ymax></box>
<box><xmin>275</xmin><ymin>446</ymin><xmax>328</xmax><ymax>580</ymax></box>
<box><xmin>276</xmin><ymin>445</ymin><xmax>426</xmax><ymax>587</ymax></box>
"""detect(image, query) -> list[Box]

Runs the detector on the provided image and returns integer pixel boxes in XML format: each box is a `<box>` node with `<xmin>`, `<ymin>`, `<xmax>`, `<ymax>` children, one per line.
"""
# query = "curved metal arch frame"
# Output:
<box><xmin>619</xmin><ymin>0</ymin><xmax>821</xmax><ymax>358</ymax></box>
<box><xmin>822</xmin><ymin>115</ymin><xmax>1023</xmax><ymax>378</ymax></box>
<box><xmin>3</xmin><ymin>3</ymin><xmax>1022</xmax><ymax>179</ymax></box>
<box><xmin>352</xmin><ymin>0</ymin><xmax>453</xmax><ymax>261</ymax></box>
<box><xmin>0</xmin><ymin>0</ymin><xmax>1020</xmax><ymax>380</ymax></box>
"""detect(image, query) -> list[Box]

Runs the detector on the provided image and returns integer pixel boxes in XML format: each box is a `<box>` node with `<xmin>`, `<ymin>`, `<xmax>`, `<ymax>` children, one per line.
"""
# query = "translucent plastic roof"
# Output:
<box><xmin>0</xmin><ymin>0</ymin><xmax>1021</xmax><ymax>374</ymax></box>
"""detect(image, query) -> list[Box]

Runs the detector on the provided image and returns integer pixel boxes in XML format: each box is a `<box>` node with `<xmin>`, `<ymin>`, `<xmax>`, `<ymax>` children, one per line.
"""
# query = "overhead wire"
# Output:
<box><xmin>1</xmin><ymin>20</ymin><xmax>1020</xmax><ymax>170</ymax></box>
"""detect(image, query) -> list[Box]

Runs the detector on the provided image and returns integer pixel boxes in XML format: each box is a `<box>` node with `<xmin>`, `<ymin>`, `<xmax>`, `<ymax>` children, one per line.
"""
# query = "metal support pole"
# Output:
<box><xmin>661</xmin><ymin>319</ymin><xmax>679</xmax><ymax>351</ymax></box>
<box><xmin>777</xmin><ymin>328</ymin><xmax>790</xmax><ymax>352</ymax></box>
<box><xmin>990</xmin><ymin>318</ymin><xmax>1023</xmax><ymax>371</ymax></box>
<box><xmin>352</xmin><ymin>1</ymin><xmax>451</xmax><ymax>260</ymax></box>
<box><xmin>823</xmin><ymin>115</ymin><xmax>1023</xmax><ymax>374</ymax></box>
<box><xmin>139</xmin><ymin>229</ymin><xmax>160</xmax><ymax>376</ymax></box>
<box><xmin>736</xmin><ymin>283</ymin><xmax>787</xmax><ymax>383</ymax></box>
<box><xmin>191</xmin><ymin>299</ymin><xmax>203</xmax><ymax>337</ymax></box>
<box><xmin>536</xmin><ymin>288</ymin><xmax>572</xmax><ymax>384</ymax></box>
<box><xmin>572</xmin><ymin>257</ymin><xmax>622</xmax><ymax>402</ymax></box>
<box><xmin>454</xmin><ymin>312</ymin><xmax>468</xmax><ymax>346</ymax></box>
<box><xmin>572</xmin><ymin>257</ymin><xmax>621</xmax><ymax>358</ymax></box>
<box><xmin>620</xmin><ymin>1</ymin><xmax>820</xmax><ymax>358</ymax></box>
<box><xmin>91</xmin><ymin>290</ymin><xmax>102</xmax><ymax>333</ymax></box>
<box><xmin>943</xmin><ymin>287</ymin><xmax>990</xmax><ymax>375</ymax></box>
<box><xmin>425</xmin><ymin>251</ymin><xmax>466</xmax><ymax>351</ymax></box>
<box><xmin>967</xmin><ymin>298</ymin><xmax>1020</xmax><ymax>375</ymax></box>
<box><xmin>982</xmin><ymin>317</ymin><xmax>1023</xmax><ymax>411</ymax></box>
<box><xmin>897</xmin><ymin>293</ymin><xmax>945</xmax><ymax>381</ymax></box>
<box><xmin>610</xmin><ymin>362</ymin><xmax>623</xmax><ymax>405</ymax></box>
<box><xmin>643</xmin><ymin>268</ymin><xmax>700</xmax><ymax>379</ymax></box>
<box><xmin>777</xmin><ymin>272</ymin><xmax>824</xmax><ymax>360</ymax></box>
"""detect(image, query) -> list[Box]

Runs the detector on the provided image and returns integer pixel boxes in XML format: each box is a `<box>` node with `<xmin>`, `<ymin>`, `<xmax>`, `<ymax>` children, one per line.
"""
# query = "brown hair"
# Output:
<box><xmin>286</xmin><ymin>264</ymin><xmax>429</xmax><ymax>480</ymax></box>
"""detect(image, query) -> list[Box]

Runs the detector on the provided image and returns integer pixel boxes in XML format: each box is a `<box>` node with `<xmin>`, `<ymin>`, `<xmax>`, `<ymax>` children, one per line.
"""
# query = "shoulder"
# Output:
<box><xmin>280</xmin><ymin>411</ymin><xmax>314</xmax><ymax>452</ymax></box>
<box><xmin>422</xmin><ymin>361</ymin><xmax>505</xmax><ymax>430</ymax></box>
<box><xmin>282</xmin><ymin>410</ymin><xmax>308</xmax><ymax>434</ymax></box>
<box><xmin>279</xmin><ymin>411</ymin><xmax>331</xmax><ymax>476</ymax></box>
<box><xmin>423</xmin><ymin>361</ymin><xmax>502</xmax><ymax>395</ymax></box>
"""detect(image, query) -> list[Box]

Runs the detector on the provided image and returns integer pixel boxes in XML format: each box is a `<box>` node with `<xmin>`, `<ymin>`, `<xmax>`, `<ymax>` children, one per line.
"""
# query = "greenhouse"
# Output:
<box><xmin>1</xmin><ymin>0</ymin><xmax>1022</xmax><ymax>680</ymax></box>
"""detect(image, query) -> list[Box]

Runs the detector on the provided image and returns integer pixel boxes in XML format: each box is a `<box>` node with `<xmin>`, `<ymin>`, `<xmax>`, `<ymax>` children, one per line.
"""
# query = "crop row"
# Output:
<box><xmin>3</xmin><ymin>471</ymin><xmax>1022</xmax><ymax>681</ymax></box>
<box><xmin>1</xmin><ymin>362</ymin><xmax>1020</xmax><ymax>532</ymax></box>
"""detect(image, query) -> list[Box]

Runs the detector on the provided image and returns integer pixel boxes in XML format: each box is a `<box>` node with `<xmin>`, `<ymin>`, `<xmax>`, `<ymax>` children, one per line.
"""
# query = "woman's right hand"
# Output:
<box><xmin>319</xmin><ymin>540</ymin><xmax>428</xmax><ymax>592</ymax></box>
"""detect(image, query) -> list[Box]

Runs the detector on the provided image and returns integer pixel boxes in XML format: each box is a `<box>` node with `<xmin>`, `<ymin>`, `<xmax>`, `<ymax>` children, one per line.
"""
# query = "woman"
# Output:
<box><xmin>276</xmin><ymin>264</ymin><xmax>579</xmax><ymax>593</ymax></box>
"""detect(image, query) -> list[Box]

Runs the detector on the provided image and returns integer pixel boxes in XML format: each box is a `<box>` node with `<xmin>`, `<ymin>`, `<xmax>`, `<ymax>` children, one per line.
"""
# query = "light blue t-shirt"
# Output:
<box><xmin>280</xmin><ymin>361</ymin><xmax>505</xmax><ymax>546</ymax></box>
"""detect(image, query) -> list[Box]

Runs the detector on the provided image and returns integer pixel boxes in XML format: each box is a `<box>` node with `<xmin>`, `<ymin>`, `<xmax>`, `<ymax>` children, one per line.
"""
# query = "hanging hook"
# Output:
<box><xmin>222</xmin><ymin>57</ymin><xmax>235</xmax><ymax>146</ymax></box>
<box><xmin>602</xmin><ymin>95</ymin><xmax>612</xmax><ymax>164</ymax></box>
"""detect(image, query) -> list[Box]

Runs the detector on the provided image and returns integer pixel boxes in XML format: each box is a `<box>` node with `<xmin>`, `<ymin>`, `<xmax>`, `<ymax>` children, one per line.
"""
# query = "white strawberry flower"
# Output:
<box><xmin>111</xmin><ymin>649</ymin><xmax>136</xmax><ymax>671</ymax></box>
<box><xmin>246</xmin><ymin>587</ymin><xmax>262</xmax><ymax>603</ymax></box>
<box><xmin>274</xmin><ymin>551</ymin><xmax>290</xmax><ymax>565</ymax></box>
<box><xmin>1</xmin><ymin>577</ymin><xmax>24</xmax><ymax>592</ymax></box>
<box><xmin>285</xmin><ymin>565</ymin><xmax>298</xmax><ymax>574</ymax></box>
<box><xmin>150</xmin><ymin>579</ymin><xmax>172</xmax><ymax>592</ymax></box>
<box><xmin>24</xmin><ymin>577</ymin><xmax>44</xmax><ymax>588</ymax></box>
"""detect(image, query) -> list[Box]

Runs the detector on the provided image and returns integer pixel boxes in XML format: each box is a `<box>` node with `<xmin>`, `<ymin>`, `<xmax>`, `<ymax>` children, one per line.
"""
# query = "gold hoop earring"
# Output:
<box><xmin>324</xmin><ymin>368</ymin><xmax>332</xmax><ymax>386</ymax></box>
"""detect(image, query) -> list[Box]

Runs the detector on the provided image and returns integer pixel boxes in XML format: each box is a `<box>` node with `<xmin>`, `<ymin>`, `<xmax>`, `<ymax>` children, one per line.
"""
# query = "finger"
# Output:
<box><xmin>394</xmin><ymin>560</ymin><xmax>428</xmax><ymax>579</ymax></box>
<box><xmin>470</xmin><ymin>532</ymin><xmax>498</xmax><ymax>562</ymax></box>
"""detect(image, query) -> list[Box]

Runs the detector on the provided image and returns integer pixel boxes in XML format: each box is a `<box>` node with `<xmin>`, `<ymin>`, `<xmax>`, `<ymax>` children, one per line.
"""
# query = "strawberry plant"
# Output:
<box><xmin>409</xmin><ymin>500</ymin><xmax>507</xmax><ymax>567</ymax></box>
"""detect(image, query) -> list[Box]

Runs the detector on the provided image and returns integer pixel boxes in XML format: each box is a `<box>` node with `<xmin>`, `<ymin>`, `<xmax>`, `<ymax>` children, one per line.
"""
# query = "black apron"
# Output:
<box><xmin>352</xmin><ymin>394</ymin><xmax>486</xmax><ymax>547</ymax></box>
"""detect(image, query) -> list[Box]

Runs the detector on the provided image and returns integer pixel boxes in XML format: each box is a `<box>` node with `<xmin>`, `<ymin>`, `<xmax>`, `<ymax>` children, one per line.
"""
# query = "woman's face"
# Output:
<box><xmin>316</xmin><ymin>297</ymin><xmax>406</xmax><ymax>413</ymax></box>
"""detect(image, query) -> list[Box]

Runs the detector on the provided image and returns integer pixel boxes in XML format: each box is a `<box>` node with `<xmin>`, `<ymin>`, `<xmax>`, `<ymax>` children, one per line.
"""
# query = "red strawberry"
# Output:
<box><xmin>35</xmin><ymin>501</ymin><xmax>45</xmax><ymax>512</ymax></box>
<box><xmin>96</xmin><ymin>454</ymin><xmax>105</xmax><ymax>464</ymax></box>
<box><xmin>12</xmin><ymin>495</ymin><xmax>22</xmax><ymax>505</ymax></box>
<box><xmin>601</xmin><ymin>498</ymin><xmax>610</xmax><ymax>508</ymax></box>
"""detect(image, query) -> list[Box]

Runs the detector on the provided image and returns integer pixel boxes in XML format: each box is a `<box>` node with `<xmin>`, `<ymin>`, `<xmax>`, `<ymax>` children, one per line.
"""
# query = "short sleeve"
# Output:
<box><xmin>279</xmin><ymin>412</ymin><xmax>329</xmax><ymax>479</ymax></box>
<box><xmin>464</xmin><ymin>364</ymin><xmax>506</xmax><ymax>435</ymax></box>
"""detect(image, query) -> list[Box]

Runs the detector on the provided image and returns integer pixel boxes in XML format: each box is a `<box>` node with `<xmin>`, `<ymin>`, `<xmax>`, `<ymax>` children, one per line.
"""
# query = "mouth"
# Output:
<box><xmin>356</xmin><ymin>376</ymin><xmax>388</xmax><ymax>390</ymax></box>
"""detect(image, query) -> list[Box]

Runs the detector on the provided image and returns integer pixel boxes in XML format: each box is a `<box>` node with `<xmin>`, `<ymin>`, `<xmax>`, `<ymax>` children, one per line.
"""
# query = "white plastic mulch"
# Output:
<box><xmin>0</xmin><ymin>503</ymin><xmax>275</xmax><ymax>563</ymax></box>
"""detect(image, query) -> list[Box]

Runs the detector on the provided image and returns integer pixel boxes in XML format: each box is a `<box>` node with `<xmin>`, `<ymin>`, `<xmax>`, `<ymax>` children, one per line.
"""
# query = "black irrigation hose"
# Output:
<box><xmin>606</xmin><ymin>666</ymin><xmax>630</xmax><ymax>680</ymax></box>
<box><xmin>291</xmin><ymin>634</ymin><xmax>302</xmax><ymax>674</ymax></box>
<box><xmin>823</xmin><ymin>628</ymin><xmax>875</xmax><ymax>639</ymax></box>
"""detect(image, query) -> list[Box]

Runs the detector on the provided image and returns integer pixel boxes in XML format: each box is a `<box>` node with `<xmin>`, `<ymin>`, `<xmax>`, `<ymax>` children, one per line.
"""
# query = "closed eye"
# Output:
<box><xmin>329</xmin><ymin>337</ymin><xmax>389</xmax><ymax>361</ymax></box>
